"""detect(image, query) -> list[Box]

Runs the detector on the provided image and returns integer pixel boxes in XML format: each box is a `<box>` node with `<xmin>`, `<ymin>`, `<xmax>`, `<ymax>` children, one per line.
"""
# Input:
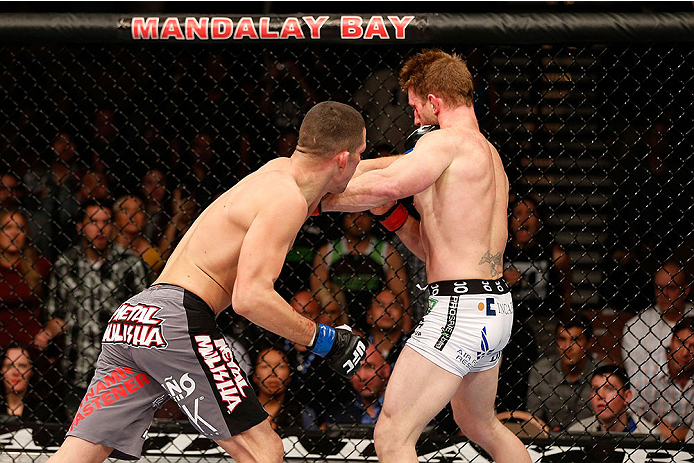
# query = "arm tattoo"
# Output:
<box><xmin>479</xmin><ymin>251</ymin><xmax>502</xmax><ymax>278</ymax></box>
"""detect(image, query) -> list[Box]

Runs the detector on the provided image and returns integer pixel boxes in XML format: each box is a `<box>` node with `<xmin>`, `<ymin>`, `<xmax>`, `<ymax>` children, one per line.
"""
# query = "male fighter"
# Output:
<box><xmin>48</xmin><ymin>101</ymin><xmax>369</xmax><ymax>463</ymax></box>
<box><xmin>323</xmin><ymin>50</ymin><xmax>531</xmax><ymax>462</ymax></box>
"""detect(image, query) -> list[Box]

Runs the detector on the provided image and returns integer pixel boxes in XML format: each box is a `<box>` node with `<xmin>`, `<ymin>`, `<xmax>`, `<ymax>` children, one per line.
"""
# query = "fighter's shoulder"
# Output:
<box><xmin>247</xmin><ymin>167</ymin><xmax>299</xmax><ymax>191</ymax></box>
<box><xmin>419</xmin><ymin>127</ymin><xmax>488</xmax><ymax>152</ymax></box>
<box><xmin>254</xmin><ymin>173</ymin><xmax>306</xmax><ymax>212</ymax></box>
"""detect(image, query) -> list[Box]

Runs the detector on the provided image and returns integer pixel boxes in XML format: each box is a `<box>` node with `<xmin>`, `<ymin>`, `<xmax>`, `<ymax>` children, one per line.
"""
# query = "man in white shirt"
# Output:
<box><xmin>622</xmin><ymin>261</ymin><xmax>691</xmax><ymax>378</ymax></box>
<box><xmin>630</xmin><ymin>317</ymin><xmax>694</xmax><ymax>442</ymax></box>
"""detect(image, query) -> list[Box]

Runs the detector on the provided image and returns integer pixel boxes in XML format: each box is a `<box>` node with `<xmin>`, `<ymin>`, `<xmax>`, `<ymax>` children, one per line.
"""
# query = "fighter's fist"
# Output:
<box><xmin>309</xmin><ymin>323</ymin><xmax>369</xmax><ymax>379</ymax></box>
<box><xmin>370</xmin><ymin>201</ymin><xmax>409</xmax><ymax>232</ymax></box>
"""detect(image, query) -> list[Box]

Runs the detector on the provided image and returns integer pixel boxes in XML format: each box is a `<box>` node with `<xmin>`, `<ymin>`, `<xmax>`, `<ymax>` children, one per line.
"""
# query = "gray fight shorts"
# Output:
<box><xmin>407</xmin><ymin>278</ymin><xmax>514</xmax><ymax>378</ymax></box>
<box><xmin>67</xmin><ymin>284</ymin><xmax>268</xmax><ymax>460</ymax></box>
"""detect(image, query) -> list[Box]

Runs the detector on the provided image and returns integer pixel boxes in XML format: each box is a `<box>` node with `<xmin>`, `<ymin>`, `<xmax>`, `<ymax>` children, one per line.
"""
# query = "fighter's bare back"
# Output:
<box><xmin>155</xmin><ymin>158</ymin><xmax>307</xmax><ymax>314</ymax></box>
<box><xmin>413</xmin><ymin>126</ymin><xmax>509</xmax><ymax>282</ymax></box>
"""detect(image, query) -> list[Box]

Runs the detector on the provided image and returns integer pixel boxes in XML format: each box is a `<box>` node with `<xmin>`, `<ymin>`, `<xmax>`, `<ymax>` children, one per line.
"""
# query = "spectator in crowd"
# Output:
<box><xmin>157</xmin><ymin>187</ymin><xmax>197</xmax><ymax>261</ymax></box>
<box><xmin>252</xmin><ymin>347</ymin><xmax>317</xmax><ymax>431</ymax></box>
<box><xmin>0</xmin><ymin>172</ymin><xmax>25</xmax><ymax>209</ymax></box>
<box><xmin>74</xmin><ymin>170</ymin><xmax>111</xmax><ymax>205</ymax></box>
<box><xmin>1</xmin><ymin>343</ymin><xmax>66</xmax><ymax>424</ymax></box>
<box><xmin>0</xmin><ymin>208</ymin><xmax>51</xmax><ymax>348</ymax></box>
<box><xmin>310</xmin><ymin>211</ymin><xmax>410</xmax><ymax>332</ymax></box>
<box><xmin>504</xmin><ymin>194</ymin><xmax>572</xmax><ymax>322</ymax></box>
<box><xmin>527</xmin><ymin>315</ymin><xmax>596</xmax><ymax>431</ymax></box>
<box><xmin>366</xmin><ymin>289</ymin><xmax>408</xmax><ymax>366</ymax></box>
<box><xmin>112</xmin><ymin>194</ymin><xmax>165</xmax><ymax>276</ymax></box>
<box><xmin>1</xmin><ymin>343</ymin><xmax>34</xmax><ymax>418</ymax></box>
<box><xmin>622</xmin><ymin>261</ymin><xmax>692</xmax><ymax>379</ymax></box>
<box><xmin>630</xmin><ymin>317</ymin><xmax>694</xmax><ymax>442</ymax></box>
<box><xmin>22</xmin><ymin>133</ymin><xmax>82</xmax><ymax>258</ymax></box>
<box><xmin>33</xmin><ymin>200</ymin><xmax>149</xmax><ymax>411</ymax></box>
<box><xmin>139</xmin><ymin>167</ymin><xmax>169</xmax><ymax>247</ymax></box>
<box><xmin>568</xmin><ymin>365</ymin><xmax>660</xmax><ymax>437</ymax></box>
<box><xmin>290</xmin><ymin>289</ymin><xmax>346</xmax><ymax>332</ymax></box>
<box><xmin>327</xmin><ymin>344</ymin><xmax>391</xmax><ymax>425</ymax></box>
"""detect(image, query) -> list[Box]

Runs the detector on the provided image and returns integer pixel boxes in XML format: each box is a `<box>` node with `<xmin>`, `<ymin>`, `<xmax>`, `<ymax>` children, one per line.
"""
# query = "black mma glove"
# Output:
<box><xmin>309</xmin><ymin>323</ymin><xmax>369</xmax><ymax>379</ymax></box>
<box><xmin>404</xmin><ymin>124</ymin><xmax>439</xmax><ymax>153</ymax></box>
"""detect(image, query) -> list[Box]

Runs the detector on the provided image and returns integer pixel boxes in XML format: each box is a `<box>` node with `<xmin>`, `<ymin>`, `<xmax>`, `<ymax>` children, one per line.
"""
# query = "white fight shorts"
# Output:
<box><xmin>407</xmin><ymin>278</ymin><xmax>514</xmax><ymax>378</ymax></box>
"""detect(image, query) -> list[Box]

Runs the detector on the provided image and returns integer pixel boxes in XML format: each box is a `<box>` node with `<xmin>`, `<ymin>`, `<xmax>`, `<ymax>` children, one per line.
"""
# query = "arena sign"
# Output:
<box><xmin>131</xmin><ymin>16</ymin><xmax>415</xmax><ymax>41</ymax></box>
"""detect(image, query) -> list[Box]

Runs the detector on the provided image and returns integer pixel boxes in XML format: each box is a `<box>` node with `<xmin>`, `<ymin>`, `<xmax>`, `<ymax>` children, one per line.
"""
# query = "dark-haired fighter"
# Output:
<box><xmin>48</xmin><ymin>101</ymin><xmax>369</xmax><ymax>463</ymax></box>
<box><xmin>323</xmin><ymin>50</ymin><xmax>530</xmax><ymax>462</ymax></box>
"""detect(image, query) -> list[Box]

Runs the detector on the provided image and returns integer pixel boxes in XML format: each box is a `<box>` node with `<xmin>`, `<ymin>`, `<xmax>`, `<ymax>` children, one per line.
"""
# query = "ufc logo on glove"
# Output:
<box><xmin>342</xmin><ymin>340</ymin><xmax>367</xmax><ymax>375</ymax></box>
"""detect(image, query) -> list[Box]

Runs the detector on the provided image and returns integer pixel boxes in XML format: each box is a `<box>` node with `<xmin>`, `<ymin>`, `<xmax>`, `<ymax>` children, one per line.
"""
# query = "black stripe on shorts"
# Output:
<box><xmin>183</xmin><ymin>290</ymin><xmax>268</xmax><ymax>436</ymax></box>
<box><xmin>428</xmin><ymin>278</ymin><xmax>510</xmax><ymax>296</ymax></box>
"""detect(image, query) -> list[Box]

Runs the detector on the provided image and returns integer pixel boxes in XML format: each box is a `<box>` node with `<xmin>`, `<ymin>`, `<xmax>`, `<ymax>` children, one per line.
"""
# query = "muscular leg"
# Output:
<box><xmin>46</xmin><ymin>436</ymin><xmax>112</xmax><ymax>463</ymax></box>
<box><xmin>451</xmin><ymin>363</ymin><xmax>531</xmax><ymax>463</ymax></box>
<box><xmin>374</xmin><ymin>346</ymin><xmax>463</xmax><ymax>463</ymax></box>
<box><xmin>215</xmin><ymin>418</ymin><xmax>284</xmax><ymax>463</ymax></box>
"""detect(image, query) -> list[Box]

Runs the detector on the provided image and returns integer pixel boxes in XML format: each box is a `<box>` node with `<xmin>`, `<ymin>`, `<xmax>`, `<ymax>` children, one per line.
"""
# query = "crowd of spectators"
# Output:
<box><xmin>1</xmin><ymin>131</ymin><xmax>691</xmax><ymax>444</ymax></box>
<box><xmin>0</xmin><ymin>48</ymin><xmax>692</xmax><ymax>448</ymax></box>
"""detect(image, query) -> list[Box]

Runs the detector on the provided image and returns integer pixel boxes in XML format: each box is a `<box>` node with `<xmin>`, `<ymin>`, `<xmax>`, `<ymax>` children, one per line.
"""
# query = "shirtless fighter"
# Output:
<box><xmin>323</xmin><ymin>50</ymin><xmax>531</xmax><ymax>462</ymax></box>
<box><xmin>48</xmin><ymin>101</ymin><xmax>369</xmax><ymax>463</ymax></box>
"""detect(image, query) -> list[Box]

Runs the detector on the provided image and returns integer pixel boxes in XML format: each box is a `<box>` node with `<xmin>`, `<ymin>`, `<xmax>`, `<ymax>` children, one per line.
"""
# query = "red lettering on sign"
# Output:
<box><xmin>132</xmin><ymin>17</ymin><xmax>159</xmax><ymax>40</ymax></box>
<box><xmin>280</xmin><ymin>17</ymin><xmax>304</xmax><ymax>39</ymax></box>
<box><xmin>259</xmin><ymin>17</ymin><xmax>279</xmax><ymax>39</ymax></box>
<box><xmin>234</xmin><ymin>17</ymin><xmax>259</xmax><ymax>39</ymax></box>
<box><xmin>160</xmin><ymin>17</ymin><xmax>184</xmax><ymax>40</ymax></box>
<box><xmin>185</xmin><ymin>17</ymin><xmax>209</xmax><ymax>40</ymax></box>
<box><xmin>341</xmin><ymin>16</ymin><xmax>363</xmax><ymax>39</ymax></box>
<box><xmin>388</xmin><ymin>16</ymin><xmax>414</xmax><ymax>39</ymax></box>
<box><xmin>364</xmin><ymin>16</ymin><xmax>389</xmax><ymax>39</ymax></box>
<box><xmin>303</xmin><ymin>16</ymin><xmax>328</xmax><ymax>39</ymax></box>
<box><xmin>211</xmin><ymin>18</ymin><xmax>233</xmax><ymax>40</ymax></box>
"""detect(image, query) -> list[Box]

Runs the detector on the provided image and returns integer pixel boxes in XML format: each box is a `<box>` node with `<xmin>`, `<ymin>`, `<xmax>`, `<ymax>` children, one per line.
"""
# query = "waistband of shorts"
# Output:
<box><xmin>148</xmin><ymin>283</ymin><xmax>213</xmax><ymax>312</ymax></box>
<box><xmin>427</xmin><ymin>278</ymin><xmax>510</xmax><ymax>296</ymax></box>
<box><xmin>149</xmin><ymin>282</ymin><xmax>186</xmax><ymax>292</ymax></box>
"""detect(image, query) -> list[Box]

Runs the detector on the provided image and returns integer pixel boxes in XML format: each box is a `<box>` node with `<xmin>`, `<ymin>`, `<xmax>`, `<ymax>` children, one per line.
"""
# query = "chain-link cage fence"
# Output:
<box><xmin>0</xmin><ymin>12</ymin><xmax>693</xmax><ymax>462</ymax></box>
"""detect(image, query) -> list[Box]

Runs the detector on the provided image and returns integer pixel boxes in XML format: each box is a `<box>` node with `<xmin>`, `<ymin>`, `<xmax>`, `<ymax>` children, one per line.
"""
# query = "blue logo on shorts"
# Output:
<box><xmin>477</xmin><ymin>327</ymin><xmax>489</xmax><ymax>360</ymax></box>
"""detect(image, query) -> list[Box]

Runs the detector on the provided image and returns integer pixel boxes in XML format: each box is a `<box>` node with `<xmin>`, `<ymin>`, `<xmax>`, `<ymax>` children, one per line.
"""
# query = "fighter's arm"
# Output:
<box><xmin>322</xmin><ymin>133</ymin><xmax>451</xmax><ymax>212</ymax></box>
<box><xmin>232</xmin><ymin>194</ymin><xmax>317</xmax><ymax>346</ymax></box>
<box><xmin>353</xmin><ymin>155</ymin><xmax>403</xmax><ymax>177</ymax></box>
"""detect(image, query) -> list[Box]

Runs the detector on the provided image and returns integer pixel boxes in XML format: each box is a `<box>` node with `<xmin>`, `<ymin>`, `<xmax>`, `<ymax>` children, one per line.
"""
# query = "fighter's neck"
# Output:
<box><xmin>437</xmin><ymin>104</ymin><xmax>478</xmax><ymax>130</ymax></box>
<box><xmin>287</xmin><ymin>154</ymin><xmax>333</xmax><ymax>206</ymax></box>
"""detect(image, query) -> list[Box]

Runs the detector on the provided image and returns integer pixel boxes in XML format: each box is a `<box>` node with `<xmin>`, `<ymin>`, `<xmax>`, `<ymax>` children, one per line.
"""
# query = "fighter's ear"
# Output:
<box><xmin>427</xmin><ymin>93</ymin><xmax>443</xmax><ymax>115</ymax></box>
<box><xmin>335</xmin><ymin>150</ymin><xmax>350</xmax><ymax>172</ymax></box>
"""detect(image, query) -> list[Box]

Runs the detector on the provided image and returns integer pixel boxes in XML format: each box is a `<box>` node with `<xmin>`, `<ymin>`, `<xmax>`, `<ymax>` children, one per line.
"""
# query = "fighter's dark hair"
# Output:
<box><xmin>297</xmin><ymin>101</ymin><xmax>365</xmax><ymax>157</ymax></box>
